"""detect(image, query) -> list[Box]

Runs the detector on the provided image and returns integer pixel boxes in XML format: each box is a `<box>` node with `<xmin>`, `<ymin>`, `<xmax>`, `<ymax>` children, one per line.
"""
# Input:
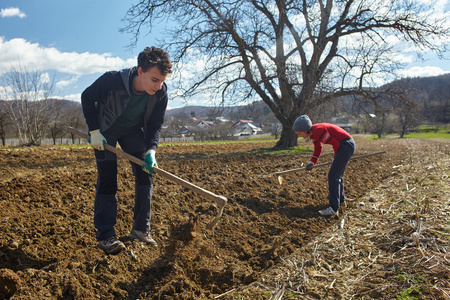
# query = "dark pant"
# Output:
<box><xmin>93</xmin><ymin>125</ymin><xmax>153</xmax><ymax>241</ymax></box>
<box><xmin>328</xmin><ymin>138</ymin><xmax>355</xmax><ymax>212</ymax></box>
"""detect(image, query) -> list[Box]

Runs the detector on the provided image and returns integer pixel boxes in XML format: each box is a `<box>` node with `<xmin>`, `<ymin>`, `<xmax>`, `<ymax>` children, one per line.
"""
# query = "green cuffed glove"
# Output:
<box><xmin>143</xmin><ymin>149</ymin><xmax>157</xmax><ymax>174</ymax></box>
<box><xmin>89</xmin><ymin>129</ymin><xmax>106</xmax><ymax>150</ymax></box>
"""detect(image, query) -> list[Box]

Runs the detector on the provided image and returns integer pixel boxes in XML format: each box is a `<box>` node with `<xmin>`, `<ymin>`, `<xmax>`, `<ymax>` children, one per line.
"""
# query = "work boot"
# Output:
<box><xmin>319</xmin><ymin>207</ymin><xmax>337</xmax><ymax>216</ymax></box>
<box><xmin>98</xmin><ymin>236</ymin><xmax>126</xmax><ymax>255</ymax></box>
<box><xmin>129</xmin><ymin>229</ymin><xmax>158</xmax><ymax>247</ymax></box>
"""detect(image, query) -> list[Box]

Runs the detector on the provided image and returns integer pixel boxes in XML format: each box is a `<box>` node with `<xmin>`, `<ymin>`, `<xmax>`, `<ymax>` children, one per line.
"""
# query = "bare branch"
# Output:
<box><xmin>121</xmin><ymin>0</ymin><xmax>450</xmax><ymax>148</ymax></box>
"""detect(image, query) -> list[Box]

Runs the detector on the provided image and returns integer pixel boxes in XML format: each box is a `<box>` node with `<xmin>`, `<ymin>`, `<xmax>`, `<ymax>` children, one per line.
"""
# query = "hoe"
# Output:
<box><xmin>67</xmin><ymin>126</ymin><xmax>227</xmax><ymax>230</ymax></box>
<box><xmin>276</xmin><ymin>150</ymin><xmax>386</xmax><ymax>185</ymax></box>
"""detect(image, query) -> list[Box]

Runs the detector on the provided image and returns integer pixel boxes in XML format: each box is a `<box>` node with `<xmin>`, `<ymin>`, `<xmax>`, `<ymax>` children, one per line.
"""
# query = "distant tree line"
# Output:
<box><xmin>0</xmin><ymin>73</ymin><xmax>448</xmax><ymax>146</ymax></box>
<box><xmin>0</xmin><ymin>99</ymin><xmax>87</xmax><ymax>146</ymax></box>
<box><xmin>0</xmin><ymin>65</ymin><xmax>88</xmax><ymax>147</ymax></box>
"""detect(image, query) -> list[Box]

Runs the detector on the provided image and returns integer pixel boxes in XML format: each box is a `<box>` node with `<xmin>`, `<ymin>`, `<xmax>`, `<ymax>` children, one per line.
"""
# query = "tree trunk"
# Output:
<box><xmin>274</xmin><ymin>125</ymin><xmax>298</xmax><ymax>149</ymax></box>
<box><xmin>399</xmin><ymin>125</ymin><xmax>406</xmax><ymax>138</ymax></box>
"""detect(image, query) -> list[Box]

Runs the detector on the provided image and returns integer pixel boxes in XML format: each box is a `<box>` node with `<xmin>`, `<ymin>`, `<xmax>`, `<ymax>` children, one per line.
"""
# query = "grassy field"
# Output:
<box><xmin>363</xmin><ymin>125</ymin><xmax>450</xmax><ymax>140</ymax></box>
<box><xmin>403</xmin><ymin>130</ymin><xmax>450</xmax><ymax>139</ymax></box>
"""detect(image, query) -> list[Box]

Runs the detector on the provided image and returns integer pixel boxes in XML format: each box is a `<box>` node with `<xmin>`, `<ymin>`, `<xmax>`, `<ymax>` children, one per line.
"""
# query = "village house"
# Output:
<box><xmin>196</xmin><ymin>120</ymin><xmax>215</xmax><ymax>129</ymax></box>
<box><xmin>232</xmin><ymin>120</ymin><xmax>263</xmax><ymax>136</ymax></box>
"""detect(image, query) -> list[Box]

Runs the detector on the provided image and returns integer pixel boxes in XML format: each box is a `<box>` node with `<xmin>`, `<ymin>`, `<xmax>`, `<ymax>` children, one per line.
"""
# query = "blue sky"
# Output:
<box><xmin>0</xmin><ymin>1</ymin><xmax>184</xmax><ymax>106</ymax></box>
<box><xmin>1</xmin><ymin>0</ymin><xmax>450</xmax><ymax>110</ymax></box>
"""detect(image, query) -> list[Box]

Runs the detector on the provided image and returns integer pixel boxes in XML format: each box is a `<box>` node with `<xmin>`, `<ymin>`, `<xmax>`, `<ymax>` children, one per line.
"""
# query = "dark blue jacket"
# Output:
<box><xmin>81</xmin><ymin>67</ymin><xmax>168</xmax><ymax>151</ymax></box>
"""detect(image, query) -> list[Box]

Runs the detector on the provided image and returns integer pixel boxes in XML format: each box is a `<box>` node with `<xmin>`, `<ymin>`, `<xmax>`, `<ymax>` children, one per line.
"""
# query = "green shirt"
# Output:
<box><xmin>114</xmin><ymin>89</ymin><xmax>148</xmax><ymax>128</ymax></box>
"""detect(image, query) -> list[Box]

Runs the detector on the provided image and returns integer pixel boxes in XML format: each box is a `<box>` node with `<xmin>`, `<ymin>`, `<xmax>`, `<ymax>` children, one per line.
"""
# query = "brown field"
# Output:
<box><xmin>0</xmin><ymin>137</ymin><xmax>449</xmax><ymax>299</ymax></box>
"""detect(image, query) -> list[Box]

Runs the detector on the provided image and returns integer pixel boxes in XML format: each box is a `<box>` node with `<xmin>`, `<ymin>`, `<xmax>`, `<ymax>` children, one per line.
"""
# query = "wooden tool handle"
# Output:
<box><xmin>276</xmin><ymin>161</ymin><xmax>332</xmax><ymax>176</ymax></box>
<box><xmin>67</xmin><ymin>127</ymin><xmax>227</xmax><ymax>209</ymax></box>
<box><xmin>275</xmin><ymin>150</ymin><xmax>386</xmax><ymax>176</ymax></box>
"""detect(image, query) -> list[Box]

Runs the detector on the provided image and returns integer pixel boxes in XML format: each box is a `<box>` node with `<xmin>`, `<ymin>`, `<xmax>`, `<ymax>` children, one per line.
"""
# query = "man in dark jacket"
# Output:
<box><xmin>81</xmin><ymin>47</ymin><xmax>172</xmax><ymax>255</ymax></box>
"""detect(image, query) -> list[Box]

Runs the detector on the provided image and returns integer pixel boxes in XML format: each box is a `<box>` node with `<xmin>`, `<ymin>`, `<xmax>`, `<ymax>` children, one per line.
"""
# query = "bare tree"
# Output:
<box><xmin>173</xmin><ymin>112</ymin><xmax>194</xmax><ymax>126</ymax></box>
<box><xmin>63</xmin><ymin>102</ymin><xmax>87</xmax><ymax>144</ymax></box>
<box><xmin>122</xmin><ymin>0</ymin><xmax>449</xmax><ymax>148</ymax></box>
<box><xmin>161</xmin><ymin>125</ymin><xmax>178</xmax><ymax>138</ymax></box>
<box><xmin>210</xmin><ymin>122</ymin><xmax>234</xmax><ymax>138</ymax></box>
<box><xmin>1</xmin><ymin>64</ymin><xmax>56</xmax><ymax>146</ymax></box>
<box><xmin>47</xmin><ymin>99</ymin><xmax>66</xmax><ymax>145</ymax></box>
<box><xmin>190</xmin><ymin>126</ymin><xmax>210</xmax><ymax>141</ymax></box>
<box><xmin>389</xmin><ymin>85</ymin><xmax>419</xmax><ymax>138</ymax></box>
<box><xmin>0</xmin><ymin>101</ymin><xmax>13</xmax><ymax>146</ymax></box>
<box><xmin>355</xmin><ymin>87</ymin><xmax>400</xmax><ymax>138</ymax></box>
<box><xmin>396</xmin><ymin>102</ymin><xmax>418</xmax><ymax>138</ymax></box>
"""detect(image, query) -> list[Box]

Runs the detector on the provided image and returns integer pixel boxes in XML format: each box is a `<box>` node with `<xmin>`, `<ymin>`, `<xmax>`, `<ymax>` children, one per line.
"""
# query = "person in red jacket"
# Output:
<box><xmin>293</xmin><ymin>115</ymin><xmax>355</xmax><ymax>216</ymax></box>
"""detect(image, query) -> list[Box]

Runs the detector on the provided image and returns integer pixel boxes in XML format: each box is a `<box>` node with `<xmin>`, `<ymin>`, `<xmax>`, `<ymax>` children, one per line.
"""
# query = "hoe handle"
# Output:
<box><xmin>276</xmin><ymin>150</ymin><xmax>386</xmax><ymax>176</ymax></box>
<box><xmin>68</xmin><ymin>127</ymin><xmax>227</xmax><ymax>229</ymax></box>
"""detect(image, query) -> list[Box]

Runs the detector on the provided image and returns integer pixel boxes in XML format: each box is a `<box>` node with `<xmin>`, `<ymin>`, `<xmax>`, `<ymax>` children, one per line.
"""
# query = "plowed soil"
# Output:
<box><xmin>0</xmin><ymin>137</ymin><xmax>448</xmax><ymax>299</ymax></box>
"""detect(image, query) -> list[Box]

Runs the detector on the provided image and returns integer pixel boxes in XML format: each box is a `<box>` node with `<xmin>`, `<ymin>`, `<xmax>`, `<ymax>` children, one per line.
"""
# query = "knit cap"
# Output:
<box><xmin>292</xmin><ymin>115</ymin><xmax>312</xmax><ymax>132</ymax></box>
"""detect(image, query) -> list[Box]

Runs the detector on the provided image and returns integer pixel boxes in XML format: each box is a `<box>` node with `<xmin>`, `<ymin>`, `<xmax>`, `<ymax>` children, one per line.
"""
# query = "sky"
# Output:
<box><xmin>1</xmin><ymin>0</ymin><xmax>450</xmax><ymax>110</ymax></box>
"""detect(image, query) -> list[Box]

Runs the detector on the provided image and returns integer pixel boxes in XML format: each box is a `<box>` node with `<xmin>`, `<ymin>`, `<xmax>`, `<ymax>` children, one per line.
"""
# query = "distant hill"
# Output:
<box><xmin>165</xmin><ymin>105</ymin><xmax>238</xmax><ymax>118</ymax></box>
<box><xmin>392</xmin><ymin>73</ymin><xmax>450</xmax><ymax>103</ymax></box>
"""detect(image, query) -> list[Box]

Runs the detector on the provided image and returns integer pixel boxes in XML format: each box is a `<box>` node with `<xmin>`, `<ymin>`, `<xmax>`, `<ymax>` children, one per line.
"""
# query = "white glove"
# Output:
<box><xmin>143</xmin><ymin>149</ymin><xmax>157</xmax><ymax>174</ymax></box>
<box><xmin>306</xmin><ymin>161</ymin><xmax>314</xmax><ymax>171</ymax></box>
<box><xmin>89</xmin><ymin>129</ymin><xmax>106</xmax><ymax>150</ymax></box>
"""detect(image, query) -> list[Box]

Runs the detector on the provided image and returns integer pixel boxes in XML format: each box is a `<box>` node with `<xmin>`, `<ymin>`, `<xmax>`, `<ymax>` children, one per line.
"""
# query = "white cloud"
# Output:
<box><xmin>398</xmin><ymin>66</ymin><xmax>449</xmax><ymax>78</ymax></box>
<box><xmin>0</xmin><ymin>85</ymin><xmax>14</xmax><ymax>100</ymax></box>
<box><xmin>56</xmin><ymin>76</ymin><xmax>80</xmax><ymax>88</ymax></box>
<box><xmin>62</xmin><ymin>93</ymin><xmax>81</xmax><ymax>102</ymax></box>
<box><xmin>0</xmin><ymin>7</ymin><xmax>26</xmax><ymax>18</ymax></box>
<box><xmin>39</xmin><ymin>72</ymin><xmax>50</xmax><ymax>84</ymax></box>
<box><xmin>0</xmin><ymin>37</ymin><xmax>135</xmax><ymax>76</ymax></box>
<box><xmin>418</xmin><ymin>0</ymin><xmax>447</xmax><ymax>11</ymax></box>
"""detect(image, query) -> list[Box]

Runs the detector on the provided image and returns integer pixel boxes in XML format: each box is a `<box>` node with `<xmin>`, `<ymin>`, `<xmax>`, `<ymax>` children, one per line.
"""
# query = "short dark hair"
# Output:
<box><xmin>138</xmin><ymin>47</ymin><xmax>172</xmax><ymax>75</ymax></box>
